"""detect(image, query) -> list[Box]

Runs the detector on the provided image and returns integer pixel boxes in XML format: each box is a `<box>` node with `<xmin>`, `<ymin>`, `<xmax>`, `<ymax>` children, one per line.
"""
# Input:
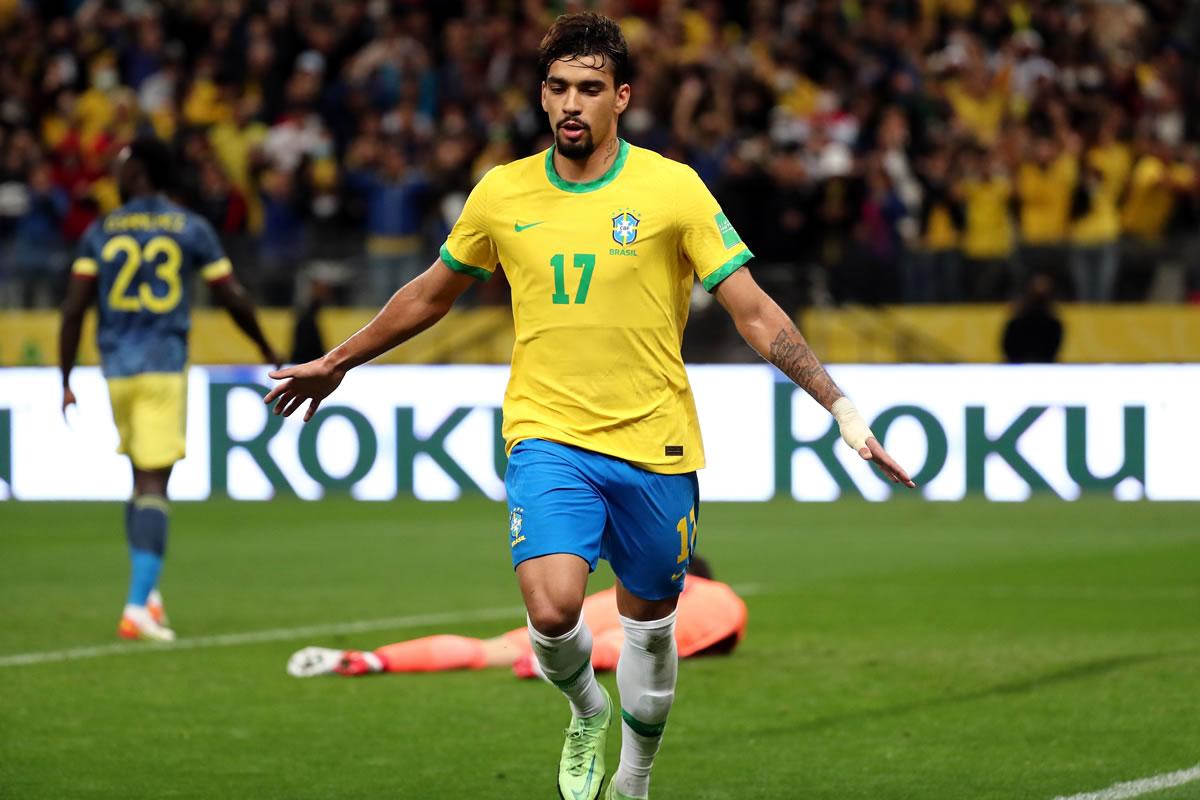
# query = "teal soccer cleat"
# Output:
<box><xmin>605</xmin><ymin>779</ymin><xmax>644</xmax><ymax>799</ymax></box>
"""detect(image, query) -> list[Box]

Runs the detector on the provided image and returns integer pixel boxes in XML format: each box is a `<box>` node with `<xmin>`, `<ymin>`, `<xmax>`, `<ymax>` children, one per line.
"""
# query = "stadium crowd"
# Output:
<box><xmin>1</xmin><ymin>0</ymin><xmax>1198</xmax><ymax>309</ymax></box>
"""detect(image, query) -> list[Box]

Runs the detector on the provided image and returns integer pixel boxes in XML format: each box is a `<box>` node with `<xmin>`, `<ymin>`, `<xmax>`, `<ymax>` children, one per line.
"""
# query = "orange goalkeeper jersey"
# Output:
<box><xmin>504</xmin><ymin>576</ymin><xmax>747</xmax><ymax>669</ymax></box>
<box><xmin>583</xmin><ymin>575</ymin><xmax>746</xmax><ymax>657</ymax></box>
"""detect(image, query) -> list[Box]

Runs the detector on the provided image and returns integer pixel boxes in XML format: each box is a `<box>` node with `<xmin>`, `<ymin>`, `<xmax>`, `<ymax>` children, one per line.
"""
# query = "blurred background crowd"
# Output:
<box><xmin>1</xmin><ymin>0</ymin><xmax>1199</xmax><ymax>312</ymax></box>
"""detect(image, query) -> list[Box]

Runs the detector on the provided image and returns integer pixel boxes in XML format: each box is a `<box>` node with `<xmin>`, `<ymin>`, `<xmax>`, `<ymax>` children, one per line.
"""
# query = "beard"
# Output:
<box><xmin>555</xmin><ymin>123</ymin><xmax>595</xmax><ymax>159</ymax></box>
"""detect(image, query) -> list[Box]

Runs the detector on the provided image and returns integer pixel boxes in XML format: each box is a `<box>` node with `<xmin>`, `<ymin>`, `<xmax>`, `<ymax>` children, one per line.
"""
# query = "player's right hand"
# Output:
<box><xmin>263</xmin><ymin>357</ymin><xmax>345</xmax><ymax>422</ymax></box>
<box><xmin>62</xmin><ymin>386</ymin><xmax>77</xmax><ymax>418</ymax></box>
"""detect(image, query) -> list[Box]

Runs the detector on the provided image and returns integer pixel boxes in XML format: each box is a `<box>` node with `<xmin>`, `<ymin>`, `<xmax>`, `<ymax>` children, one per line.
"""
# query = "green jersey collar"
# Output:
<box><xmin>544</xmin><ymin>139</ymin><xmax>630</xmax><ymax>193</ymax></box>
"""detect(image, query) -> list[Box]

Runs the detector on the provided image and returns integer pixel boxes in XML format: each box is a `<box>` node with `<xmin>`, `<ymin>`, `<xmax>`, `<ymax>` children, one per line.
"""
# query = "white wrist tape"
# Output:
<box><xmin>831</xmin><ymin>397</ymin><xmax>874</xmax><ymax>452</ymax></box>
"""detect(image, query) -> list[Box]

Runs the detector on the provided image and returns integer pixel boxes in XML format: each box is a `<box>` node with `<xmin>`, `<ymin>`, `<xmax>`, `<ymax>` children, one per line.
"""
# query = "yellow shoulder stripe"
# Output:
<box><xmin>72</xmin><ymin>258</ymin><xmax>98</xmax><ymax>277</ymax></box>
<box><xmin>200</xmin><ymin>257</ymin><xmax>233</xmax><ymax>282</ymax></box>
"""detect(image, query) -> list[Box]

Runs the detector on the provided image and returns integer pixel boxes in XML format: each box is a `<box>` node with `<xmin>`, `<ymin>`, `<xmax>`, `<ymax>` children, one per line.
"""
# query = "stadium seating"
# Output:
<box><xmin>0</xmin><ymin>2</ymin><xmax>1196</xmax><ymax>321</ymax></box>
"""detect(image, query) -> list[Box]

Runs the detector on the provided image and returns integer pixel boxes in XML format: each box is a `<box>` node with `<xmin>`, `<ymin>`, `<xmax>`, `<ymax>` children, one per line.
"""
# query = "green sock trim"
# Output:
<box><xmin>621</xmin><ymin>709</ymin><xmax>665</xmax><ymax>738</ymax></box>
<box><xmin>550</xmin><ymin>658</ymin><xmax>591</xmax><ymax>692</ymax></box>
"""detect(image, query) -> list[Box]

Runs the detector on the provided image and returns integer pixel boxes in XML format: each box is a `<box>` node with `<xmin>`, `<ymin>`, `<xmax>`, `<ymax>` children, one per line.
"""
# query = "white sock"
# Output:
<box><xmin>122</xmin><ymin>604</ymin><xmax>152</xmax><ymax>625</ymax></box>
<box><xmin>613</xmin><ymin>611</ymin><xmax>677</xmax><ymax>799</ymax></box>
<box><xmin>528</xmin><ymin>655</ymin><xmax>549</xmax><ymax>683</ymax></box>
<box><xmin>528</xmin><ymin>613</ymin><xmax>607</xmax><ymax>719</ymax></box>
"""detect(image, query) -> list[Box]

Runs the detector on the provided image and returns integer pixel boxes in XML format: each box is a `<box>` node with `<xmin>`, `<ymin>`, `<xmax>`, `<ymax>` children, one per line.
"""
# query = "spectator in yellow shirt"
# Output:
<box><xmin>209</xmin><ymin>96</ymin><xmax>270</xmax><ymax>234</ymax></box>
<box><xmin>910</xmin><ymin>147</ymin><xmax>965</xmax><ymax>302</ymax></box>
<box><xmin>1121</xmin><ymin>139</ymin><xmax>1193</xmax><ymax>243</ymax></box>
<box><xmin>1069</xmin><ymin>118</ymin><xmax>1129</xmax><ymax>301</ymax></box>
<box><xmin>959</xmin><ymin>148</ymin><xmax>1015</xmax><ymax>300</ymax></box>
<box><xmin>1087</xmin><ymin>112</ymin><xmax>1133</xmax><ymax>197</ymax></box>
<box><xmin>945</xmin><ymin>61</ymin><xmax>1011</xmax><ymax>147</ymax></box>
<box><xmin>74</xmin><ymin>57</ymin><xmax>120</xmax><ymax>151</ymax></box>
<box><xmin>1016</xmin><ymin>134</ymin><xmax>1078</xmax><ymax>288</ymax></box>
<box><xmin>1121</xmin><ymin>138</ymin><xmax>1196</xmax><ymax>299</ymax></box>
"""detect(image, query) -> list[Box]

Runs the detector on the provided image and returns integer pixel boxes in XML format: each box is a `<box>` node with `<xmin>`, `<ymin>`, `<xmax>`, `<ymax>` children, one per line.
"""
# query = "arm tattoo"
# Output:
<box><xmin>768</xmin><ymin>326</ymin><xmax>843</xmax><ymax>409</ymax></box>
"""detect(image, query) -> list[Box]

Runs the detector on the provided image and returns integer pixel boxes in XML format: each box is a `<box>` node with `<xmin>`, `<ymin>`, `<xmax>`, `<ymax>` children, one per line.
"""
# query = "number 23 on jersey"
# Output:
<box><xmin>103</xmin><ymin>234</ymin><xmax>183</xmax><ymax>314</ymax></box>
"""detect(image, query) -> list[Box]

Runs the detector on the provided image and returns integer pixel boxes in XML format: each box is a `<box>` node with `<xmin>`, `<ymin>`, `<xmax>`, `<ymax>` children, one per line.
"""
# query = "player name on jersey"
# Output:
<box><xmin>103</xmin><ymin>212</ymin><xmax>187</xmax><ymax>233</ymax></box>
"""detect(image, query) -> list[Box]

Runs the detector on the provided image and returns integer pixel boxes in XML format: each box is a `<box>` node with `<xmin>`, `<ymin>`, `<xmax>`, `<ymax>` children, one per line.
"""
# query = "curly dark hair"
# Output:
<box><xmin>126</xmin><ymin>137</ymin><xmax>174</xmax><ymax>192</ymax></box>
<box><xmin>537</xmin><ymin>11</ymin><xmax>633</xmax><ymax>88</ymax></box>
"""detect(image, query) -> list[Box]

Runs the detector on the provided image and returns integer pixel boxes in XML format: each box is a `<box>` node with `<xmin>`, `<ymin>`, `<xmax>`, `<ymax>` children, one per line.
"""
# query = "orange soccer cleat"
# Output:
<box><xmin>117</xmin><ymin>605</ymin><xmax>175</xmax><ymax>642</ymax></box>
<box><xmin>147</xmin><ymin>589</ymin><xmax>169</xmax><ymax>626</ymax></box>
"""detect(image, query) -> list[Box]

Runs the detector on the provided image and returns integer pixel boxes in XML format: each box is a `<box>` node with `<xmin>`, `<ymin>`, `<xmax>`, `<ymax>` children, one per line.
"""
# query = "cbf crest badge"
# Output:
<box><xmin>509</xmin><ymin>507</ymin><xmax>526</xmax><ymax>548</ymax></box>
<box><xmin>612</xmin><ymin>211</ymin><xmax>640</xmax><ymax>246</ymax></box>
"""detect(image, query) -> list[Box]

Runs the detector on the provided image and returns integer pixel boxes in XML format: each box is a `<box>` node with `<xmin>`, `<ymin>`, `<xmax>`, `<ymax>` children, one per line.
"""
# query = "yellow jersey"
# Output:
<box><xmin>944</xmin><ymin>75</ymin><xmax>1009</xmax><ymax>146</ymax></box>
<box><xmin>1071</xmin><ymin>145</ymin><xmax>1130</xmax><ymax>246</ymax></box>
<box><xmin>960</xmin><ymin>176</ymin><xmax>1014</xmax><ymax>259</ymax></box>
<box><xmin>923</xmin><ymin>204</ymin><xmax>959</xmax><ymax>252</ymax></box>
<box><xmin>440</xmin><ymin>140</ymin><xmax>753</xmax><ymax>474</ymax></box>
<box><xmin>1121</xmin><ymin>156</ymin><xmax>1195</xmax><ymax>241</ymax></box>
<box><xmin>1016</xmin><ymin>154</ymin><xmax>1078</xmax><ymax>245</ymax></box>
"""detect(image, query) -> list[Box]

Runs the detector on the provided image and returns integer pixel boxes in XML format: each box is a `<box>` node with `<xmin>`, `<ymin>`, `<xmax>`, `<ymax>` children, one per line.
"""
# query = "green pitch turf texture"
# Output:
<box><xmin>1</xmin><ymin>498</ymin><xmax>1197</xmax><ymax>800</ymax></box>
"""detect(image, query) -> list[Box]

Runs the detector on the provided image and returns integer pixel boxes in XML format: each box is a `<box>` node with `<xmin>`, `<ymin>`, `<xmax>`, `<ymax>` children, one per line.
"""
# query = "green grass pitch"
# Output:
<box><xmin>1</xmin><ymin>498</ymin><xmax>1198</xmax><ymax>799</ymax></box>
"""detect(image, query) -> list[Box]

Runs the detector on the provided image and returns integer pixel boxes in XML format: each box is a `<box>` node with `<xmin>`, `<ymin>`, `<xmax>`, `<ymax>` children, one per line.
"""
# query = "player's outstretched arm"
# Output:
<box><xmin>209</xmin><ymin>276</ymin><xmax>281</xmax><ymax>368</ymax></box>
<box><xmin>58</xmin><ymin>275</ymin><xmax>97</xmax><ymax>415</ymax></box>
<box><xmin>713</xmin><ymin>268</ymin><xmax>916</xmax><ymax>487</ymax></box>
<box><xmin>264</xmin><ymin>260</ymin><xmax>476</xmax><ymax>420</ymax></box>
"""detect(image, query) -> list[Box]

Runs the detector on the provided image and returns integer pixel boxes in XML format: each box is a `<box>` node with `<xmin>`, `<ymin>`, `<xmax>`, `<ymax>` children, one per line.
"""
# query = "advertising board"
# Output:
<box><xmin>1</xmin><ymin>365</ymin><xmax>1194</xmax><ymax>502</ymax></box>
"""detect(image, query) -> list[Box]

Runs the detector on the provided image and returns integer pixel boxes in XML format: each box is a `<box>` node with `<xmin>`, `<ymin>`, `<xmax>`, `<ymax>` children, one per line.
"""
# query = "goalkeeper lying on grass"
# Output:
<box><xmin>288</xmin><ymin>557</ymin><xmax>746</xmax><ymax>679</ymax></box>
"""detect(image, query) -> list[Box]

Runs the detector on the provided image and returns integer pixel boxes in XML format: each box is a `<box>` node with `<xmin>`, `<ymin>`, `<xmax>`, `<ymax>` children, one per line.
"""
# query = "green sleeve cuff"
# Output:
<box><xmin>701</xmin><ymin>248</ymin><xmax>754</xmax><ymax>292</ymax></box>
<box><xmin>439</xmin><ymin>243</ymin><xmax>493</xmax><ymax>282</ymax></box>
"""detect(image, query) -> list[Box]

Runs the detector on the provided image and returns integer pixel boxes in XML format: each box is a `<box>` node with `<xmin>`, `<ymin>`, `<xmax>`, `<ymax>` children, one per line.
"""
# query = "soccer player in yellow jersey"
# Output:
<box><xmin>265</xmin><ymin>13</ymin><xmax>914</xmax><ymax>800</ymax></box>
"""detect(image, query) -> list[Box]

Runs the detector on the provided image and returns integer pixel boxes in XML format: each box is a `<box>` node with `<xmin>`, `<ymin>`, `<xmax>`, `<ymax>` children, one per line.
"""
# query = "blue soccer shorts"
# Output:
<box><xmin>504</xmin><ymin>438</ymin><xmax>699</xmax><ymax>601</ymax></box>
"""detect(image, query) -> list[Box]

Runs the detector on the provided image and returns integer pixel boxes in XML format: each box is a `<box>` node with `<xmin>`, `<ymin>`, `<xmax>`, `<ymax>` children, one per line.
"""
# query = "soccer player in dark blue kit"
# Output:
<box><xmin>59</xmin><ymin>138</ymin><xmax>278</xmax><ymax>641</ymax></box>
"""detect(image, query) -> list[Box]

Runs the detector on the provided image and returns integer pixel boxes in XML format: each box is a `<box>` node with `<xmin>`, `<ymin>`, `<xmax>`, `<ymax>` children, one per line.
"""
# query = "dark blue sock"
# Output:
<box><xmin>126</xmin><ymin>496</ymin><xmax>169</xmax><ymax>607</ymax></box>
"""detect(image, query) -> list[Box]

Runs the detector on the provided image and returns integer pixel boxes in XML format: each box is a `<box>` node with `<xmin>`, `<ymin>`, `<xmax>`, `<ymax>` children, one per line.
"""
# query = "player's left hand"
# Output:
<box><xmin>859</xmin><ymin>437</ymin><xmax>917</xmax><ymax>488</ymax></box>
<box><xmin>62</xmin><ymin>386</ymin><xmax>77</xmax><ymax>418</ymax></box>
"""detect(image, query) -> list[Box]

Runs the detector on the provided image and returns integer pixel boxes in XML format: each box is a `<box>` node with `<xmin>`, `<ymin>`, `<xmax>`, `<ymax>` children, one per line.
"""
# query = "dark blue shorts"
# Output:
<box><xmin>505</xmin><ymin>439</ymin><xmax>699</xmax><ymax>601</ymax></box>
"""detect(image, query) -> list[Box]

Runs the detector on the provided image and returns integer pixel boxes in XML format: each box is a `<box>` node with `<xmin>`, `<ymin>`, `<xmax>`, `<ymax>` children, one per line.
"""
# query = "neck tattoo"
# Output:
<box><xmin>603</xmin><ymin>138</ymin><xmax>617</xmax><ymax>166</ymax></box>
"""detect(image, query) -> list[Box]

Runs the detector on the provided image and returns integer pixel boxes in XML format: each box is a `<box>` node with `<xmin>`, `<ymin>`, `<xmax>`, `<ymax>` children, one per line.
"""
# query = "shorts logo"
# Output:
<box><xmin>612</xmin><ymin>210</ymin><xmax>640</xmax><ymax>246</ymax></box>
<box><xmin>509</xmin><ymin>507</ymin><xmax>526</xmax><ymax>548</ymax></box>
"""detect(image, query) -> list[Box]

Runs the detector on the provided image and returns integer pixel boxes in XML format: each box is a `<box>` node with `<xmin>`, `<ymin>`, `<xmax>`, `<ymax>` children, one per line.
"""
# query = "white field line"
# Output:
<box><xmin>0</xmin><ymin>583</ymin><xmax>767</xmax><ymax>669</ymax></box>
<box><xmin>1052</xmin><ymin>764</ymin><xmax>1200</xmax><ymax>800</ymax></box>
<box><xmin>857</xmin><ymin>584</ymin><xmax>1200</xmax><ymax>600</ymax></box>
<box><xmin>0</xmin><ymin>606</ymin><xmax>524</xmax><ymax>668</ymax></box>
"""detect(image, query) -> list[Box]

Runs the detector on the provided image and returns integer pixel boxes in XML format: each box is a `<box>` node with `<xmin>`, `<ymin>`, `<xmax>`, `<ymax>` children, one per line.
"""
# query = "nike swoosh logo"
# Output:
<box><xmin>671</xmin><ymin>571</ymin><xmax>685</xmax><ymax>581</ymax></box>
<box><xmin>514</xmin><ymin>221</ymin><xmax>544</xmax><ymax>232</ymax></box>
<box><xmin>571</xmin><ymin>756</ymin><xmax>597</xmax><ymax>800</ymax></box>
